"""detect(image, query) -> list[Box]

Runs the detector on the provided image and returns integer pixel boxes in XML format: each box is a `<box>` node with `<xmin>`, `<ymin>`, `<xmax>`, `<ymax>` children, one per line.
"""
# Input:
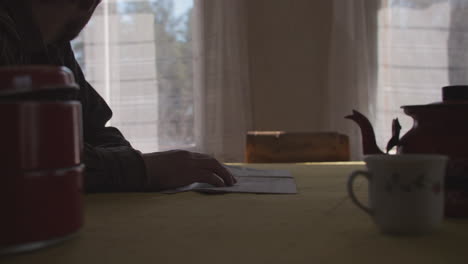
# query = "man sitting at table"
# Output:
<box><xmin>0</xmin><ymin>0</ymin><xmax>236</xmax><ymax>192</ymax></box>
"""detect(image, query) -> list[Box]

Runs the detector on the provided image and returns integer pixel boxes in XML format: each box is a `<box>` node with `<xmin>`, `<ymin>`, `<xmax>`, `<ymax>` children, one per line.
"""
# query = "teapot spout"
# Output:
<box><xmin>345</xmin><ymin>110</ymin><xmax>384</xmax><ymax>155</ymax></box>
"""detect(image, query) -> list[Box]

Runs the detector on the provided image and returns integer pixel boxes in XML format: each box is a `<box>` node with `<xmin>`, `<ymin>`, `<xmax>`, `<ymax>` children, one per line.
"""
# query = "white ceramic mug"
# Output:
<box><xmin>347</xmin><ymin>154</ymin><xmax>448</xmax><ymax>235</ymax></box>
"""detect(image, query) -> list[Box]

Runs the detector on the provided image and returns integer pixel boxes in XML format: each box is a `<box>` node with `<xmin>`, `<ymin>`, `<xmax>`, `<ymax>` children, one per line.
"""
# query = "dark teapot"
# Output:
<box><xmin>346</xmin><ymin>85</ymin><xmax>468</xmax><ymax>217</ymax></box>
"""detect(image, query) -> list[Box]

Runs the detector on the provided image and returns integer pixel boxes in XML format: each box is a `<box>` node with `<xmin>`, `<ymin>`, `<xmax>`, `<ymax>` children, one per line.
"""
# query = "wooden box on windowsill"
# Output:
<box><xmin>245</xmin><ymin>131</ymin><xmax>350</xmax><ymax>163</ymax></box>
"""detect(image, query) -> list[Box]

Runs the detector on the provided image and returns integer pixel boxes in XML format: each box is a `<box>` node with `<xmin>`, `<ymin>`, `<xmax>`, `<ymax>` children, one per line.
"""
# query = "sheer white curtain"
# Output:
<box><xmin>329</xmin><ymin>0</ymin><xmax>468</xmax><ymax>159</ymax></box>
<box><xmin>76</xmin><ymin>0</ymin><xmax>195</xmax><ymax>153</ymax></box>
<box><xmin>76</xmin><ymin>0</ymin><xmax>252</xmax><ymax>161</ymax></box>
<box><xmin>193</xmin><ymin>0</ymin><xmax>252</xmax><ymax>162</ymax></box>
<box><xmin>327</xmin><ymin>0</ymin><xmax>379</xmax><ymax>159</ymax></box>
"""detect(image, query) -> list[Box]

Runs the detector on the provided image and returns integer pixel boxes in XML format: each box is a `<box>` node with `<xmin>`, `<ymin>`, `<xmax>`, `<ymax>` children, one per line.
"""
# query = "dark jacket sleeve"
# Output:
<box><xmin>62</xmin><ymin>44</ymin><xmax>148</xmax><ymax>193</ymax></box>
<box><xmin>0</xmin><ymin>12</ymin><xmax>148</xmax><ymax>192</ymax></box>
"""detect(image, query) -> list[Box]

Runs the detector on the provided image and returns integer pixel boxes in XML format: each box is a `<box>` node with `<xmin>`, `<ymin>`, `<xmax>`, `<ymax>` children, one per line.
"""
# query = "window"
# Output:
<box><xmin>72</xmin><ymin>0</ymin><xmax>194</xmax><ymax>153</ymax></box>
<box><xmin>375</xmin><ymin>0</ymin><xmax>468</xmax><ymax>150</ymax></box>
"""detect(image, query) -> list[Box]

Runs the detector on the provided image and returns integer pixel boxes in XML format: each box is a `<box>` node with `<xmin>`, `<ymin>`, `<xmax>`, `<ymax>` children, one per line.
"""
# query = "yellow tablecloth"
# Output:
<box><xmin>2</xmin><ymin>163</ymin><xmax>468</xmax><ymax>264</ymax></box>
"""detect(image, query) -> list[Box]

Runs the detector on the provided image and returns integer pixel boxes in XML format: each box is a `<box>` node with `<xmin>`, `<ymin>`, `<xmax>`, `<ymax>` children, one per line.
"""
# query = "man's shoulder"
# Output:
<box><xmin>0</xmin><ymin>7</ymin><xmax>21</xmax><ymax>65</ymax></box>
<box><xmin>0</xmin><ymin>7</ymin><xmax>19</xmax><ymax>41</ymax></box>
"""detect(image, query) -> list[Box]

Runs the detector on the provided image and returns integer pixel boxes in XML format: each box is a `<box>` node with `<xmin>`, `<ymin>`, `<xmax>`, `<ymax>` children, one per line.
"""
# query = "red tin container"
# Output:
<box><xmin>0</xmin><ymin>66</ymin><xmax>84</xmax><ymax>254</ymax></box>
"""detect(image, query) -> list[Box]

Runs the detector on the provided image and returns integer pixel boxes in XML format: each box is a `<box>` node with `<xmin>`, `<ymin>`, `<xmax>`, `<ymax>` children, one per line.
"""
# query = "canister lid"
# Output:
<box><xmin>0</xmin><ymin>65</ymin><xmax>78</xmax><ymax>96</ymax></box>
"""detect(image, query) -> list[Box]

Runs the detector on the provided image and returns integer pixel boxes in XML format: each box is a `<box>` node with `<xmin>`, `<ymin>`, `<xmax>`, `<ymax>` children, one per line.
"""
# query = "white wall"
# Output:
<box><xmin>247</xmin><ymin>0</ymin><xmax>333</xmax><ymax>132</ymax></box>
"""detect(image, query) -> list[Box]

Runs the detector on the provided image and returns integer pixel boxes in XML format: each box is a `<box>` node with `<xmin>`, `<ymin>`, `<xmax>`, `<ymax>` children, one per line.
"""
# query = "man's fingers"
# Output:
<box><xmin>197</xmin><ymin>173</ymin><xmax>226</xmax><ymax>187</ymax></box>
<box><xmin>215</xmin><ymin>164</ymin><xmax>237</xmax><ymax>185</ymax></box>
<box><xmin>210</xmin><ymin>164</ymin><xmax>236</xmax><ymax>186</ymax></box>
<box><xmin>187</xmin><ymin>152</ymin><xmax>236</xmax><ymax>186</ymax></box>
<box><xmin>194</xmin><ymin>159</ymin><xmax>236</xmax><ymax>186</ymax></box>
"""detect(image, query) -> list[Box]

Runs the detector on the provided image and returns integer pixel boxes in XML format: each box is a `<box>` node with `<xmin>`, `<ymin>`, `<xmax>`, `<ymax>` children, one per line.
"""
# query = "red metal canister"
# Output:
<box><xmin>0</xmin><ymin>66</ymin><xmax>84</xmax><ymax>254</ymax></box>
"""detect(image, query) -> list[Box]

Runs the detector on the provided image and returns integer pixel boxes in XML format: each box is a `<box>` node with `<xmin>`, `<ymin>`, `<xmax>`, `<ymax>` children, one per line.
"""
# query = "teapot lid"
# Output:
<box><xmin>402</xmin><ymin>85</ymin><xmax>468</xmax><ymax>110</ymax></box>
<box><xmin>442</xmin><ymin>85</ymin><xmax>468</xmax><ymax>101</ymax></box>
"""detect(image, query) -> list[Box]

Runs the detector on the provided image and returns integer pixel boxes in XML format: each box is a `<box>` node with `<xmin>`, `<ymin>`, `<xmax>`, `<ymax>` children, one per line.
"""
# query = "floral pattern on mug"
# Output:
<box><xmin>384</xmin><ymin>173</ymin><xmax>439</xmax><ymax>194</ymax></box>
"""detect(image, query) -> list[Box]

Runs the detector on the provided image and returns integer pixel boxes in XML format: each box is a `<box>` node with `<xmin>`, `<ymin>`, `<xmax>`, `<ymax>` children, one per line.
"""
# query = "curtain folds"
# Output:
<box><xmin>328</xmin><ymin>0</ymin><xmax>380</xmax><ymax>159</ymax></box>
<box><xmin>193</xmin><ymin>0</ymin><xmax>252</xmax><ymax>162</ymax></box>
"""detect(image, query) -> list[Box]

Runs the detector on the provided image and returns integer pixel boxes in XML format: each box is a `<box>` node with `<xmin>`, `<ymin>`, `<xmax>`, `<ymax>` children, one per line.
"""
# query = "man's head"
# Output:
<box><xmin>30</xmin><ymin>0</ymin><xmax>102</xmax><ymax>43</ymax></box>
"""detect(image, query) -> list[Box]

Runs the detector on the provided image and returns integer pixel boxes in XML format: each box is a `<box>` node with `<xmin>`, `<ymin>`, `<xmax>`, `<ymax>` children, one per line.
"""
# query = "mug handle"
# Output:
<box><xmin>347</xmin><ymin>170</ymin><xmax>373</xmax><ymax>215</ymax></box>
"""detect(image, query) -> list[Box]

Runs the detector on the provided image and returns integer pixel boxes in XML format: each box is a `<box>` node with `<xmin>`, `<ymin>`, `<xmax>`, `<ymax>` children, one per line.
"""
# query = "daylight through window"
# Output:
<box><xmin>72</xmin><ymin>0</ymin><xmax>195</xmax><ymax>153</ymax></box>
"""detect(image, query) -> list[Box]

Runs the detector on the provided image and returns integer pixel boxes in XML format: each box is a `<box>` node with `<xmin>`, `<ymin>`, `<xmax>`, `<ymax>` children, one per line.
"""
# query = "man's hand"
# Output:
<box><xmin>141</xmin><ymin>150</ymin><xmax>237</xmax><ymax>191</ymax></box>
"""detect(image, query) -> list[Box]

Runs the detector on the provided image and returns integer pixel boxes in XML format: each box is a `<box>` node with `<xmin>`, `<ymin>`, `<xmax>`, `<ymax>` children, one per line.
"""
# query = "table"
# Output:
<box><xmin>2</xmin><ymin>162</ymin><xmax>468</xmax><ymax>264</ymax></box>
